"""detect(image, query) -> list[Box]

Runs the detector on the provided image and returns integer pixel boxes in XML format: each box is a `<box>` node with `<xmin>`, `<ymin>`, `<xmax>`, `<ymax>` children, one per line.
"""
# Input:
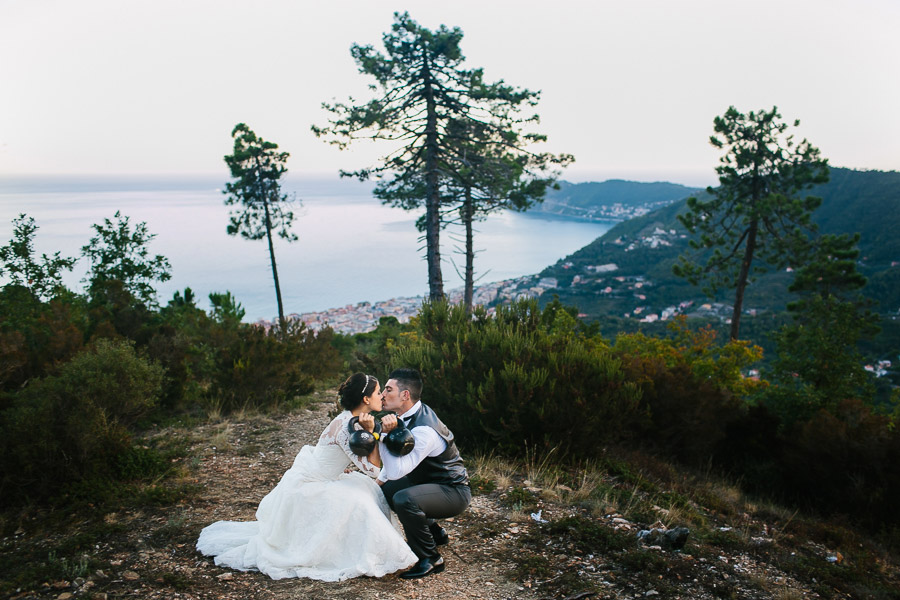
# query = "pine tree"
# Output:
<box><xmin>223</xmin><ymin>123</ymin><xmax>295</xmax><ymax>324</ymax></box>
<box><xmin>674</xmin><ymin>106</ymin><xmax>829</xmax><ymax>339</ymax></box>
<box><xmin>767</xmin><ymin>233</ymin><xmax>880</xmax><ymax>425</ymax></box>
<box><xmin>441</xmin><ymin>118</ymin><xmax>571</xmax><ymax>310</ymax></box>
<box><xmin>314</xmin><ymin>12</ymin><xmax>560</xmax><ymax>301</ymax></box>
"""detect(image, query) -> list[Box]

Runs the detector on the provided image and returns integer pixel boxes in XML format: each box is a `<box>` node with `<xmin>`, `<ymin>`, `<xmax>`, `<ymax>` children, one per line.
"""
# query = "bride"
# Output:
<box><xmin>196</xmin><ymin>373</ymin><xmax>417</xmax><ymax>581</ymax></box>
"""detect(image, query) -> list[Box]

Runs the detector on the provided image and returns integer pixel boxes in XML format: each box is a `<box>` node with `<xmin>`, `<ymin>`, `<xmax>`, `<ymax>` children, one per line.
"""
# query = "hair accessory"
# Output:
<box><xmin>362</xmin><ymin>374</ymin><xmax>371</xmax><ymax>396</ymax></box>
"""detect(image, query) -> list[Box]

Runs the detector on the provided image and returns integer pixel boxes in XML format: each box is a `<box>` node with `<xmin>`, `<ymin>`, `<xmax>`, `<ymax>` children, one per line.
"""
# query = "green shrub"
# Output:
<box><xmin>502</xmin><ymin>486</ymin><xmax>539</xmax><ymax>511</ymax></box>
<box><xmin>389</xmin><ymin>299</ymin><xmax>644</xmax><ymax>456</ymax></box>
<box><xmin>468</xmin><ymin>474</ymin><xmax>497</xmax><ymax>496</ymax></box>
<box><xmin>349</xmin><ymin>315</ymin><xmax>416</xmax><ymax>375</ymax></box>
<box><xmin>0</xmin><ymin>338</ymin><xmax>164</xmax><ymax>504</ymax></box>
<box><xmin>114</xmin><ymin>445</ymin><xmax>170</xmax><ymax>480</ymax></box>
<box><xmin>779</xmin><ymin>399</ymin><xmax>900</xmax><ymax>527</ymax></box>
<box><xmin>149</xmin><ymin>292</ymin><xmax>343</xmax><ymax>413</ymax></box>
<box><xmin>206</xmin><ymin>319</ymin><xmax>339</xmax><ymax>412</ymax></box>
<box><xmin>0</xmin><ymin>286</ymin><xmax>87</xmax><ymax>392</ymax></box>
<box><xmin>545</xmin><ymin>515</ymin><xmax>633</xmax><ymax>553</ymax></box>
<box><xmin>612</xmin><ymin>319</ymin><xmax>764</xmax><ymax>464</ymax></box>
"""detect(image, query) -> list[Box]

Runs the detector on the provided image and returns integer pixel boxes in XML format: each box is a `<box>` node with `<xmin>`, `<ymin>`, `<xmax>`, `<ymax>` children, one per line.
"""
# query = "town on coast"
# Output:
<box><xmin>259</xmin><ymin>276</ymin><xmax>558</xmax><ymax>335</ymax></box>
<box><xmin>255</xmin><ymin>226</ymin><xmax>722</xmax><ymax>335</ymax></box>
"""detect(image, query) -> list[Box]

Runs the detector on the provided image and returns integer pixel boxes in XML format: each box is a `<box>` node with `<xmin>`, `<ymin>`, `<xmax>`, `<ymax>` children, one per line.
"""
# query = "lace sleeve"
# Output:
<box><xmin>320</xmin><ymin>411</ymin><xmax>381</xmax><ymax>478</ymax></box>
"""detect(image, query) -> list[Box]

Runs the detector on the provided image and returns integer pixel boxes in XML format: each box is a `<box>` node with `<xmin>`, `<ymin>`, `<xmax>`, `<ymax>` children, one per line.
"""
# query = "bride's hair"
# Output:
<box><xmin>338</xmin><ymin>372</ymin><xmax>375</xmax><ymax>410</ymax></box>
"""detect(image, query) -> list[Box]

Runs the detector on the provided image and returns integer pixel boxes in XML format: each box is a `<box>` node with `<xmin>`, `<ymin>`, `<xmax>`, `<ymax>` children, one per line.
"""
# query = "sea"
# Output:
<box><xmin>0</xmin><ymin>175</ymin><xmax>614</xmax><ymax>322</ymax></box>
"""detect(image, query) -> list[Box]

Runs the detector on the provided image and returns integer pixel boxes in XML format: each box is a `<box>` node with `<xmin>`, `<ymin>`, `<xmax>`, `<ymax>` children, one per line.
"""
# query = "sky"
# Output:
<box><xmin>1</xmin><ymin>0</ymin><xmax>898</xmax><ymax>187</ymax></box>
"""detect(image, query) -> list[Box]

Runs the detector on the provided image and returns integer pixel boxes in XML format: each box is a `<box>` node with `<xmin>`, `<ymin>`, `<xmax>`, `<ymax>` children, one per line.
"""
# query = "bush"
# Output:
<box><xmin>148</xmin><ymin>291</ymin><xmax>344</xmax><ymax>413</ymax></box>
<box><xmin>0</xmin><ymin>338</ymin><xmax>164</xmax><ymax>504</ymax></box>
<box><xmin>0</xmin><ymin>286</ymin><xmax>87</xmax><ymax>392</ymax></box>
<box><xmin>612</xmin><ymin>319</ymin><xmax>765</xmax><ymax>464</ymax></box>
<box><xmin>203</xmin><ymin>319</ymin><xmax>341</xmax><ymax>412</ymax></box>
<box><xmin>778</xmin><ymin>399</ymin><xmax>900</xmax><ymax>527</ymax></box>
<box><xmin>349</xmin><ymin>315</ymin><xmax>416</xmax><ymax>376</ymax></box>
<box><xmin>389</xmin><ymin>299</ymin><xmax>644</xmax><ymax>456</ymax></box>
<box><xmin>390</xmin><ymin>301</ymin><xmax>767</xmax><ymax>464</ymax></box>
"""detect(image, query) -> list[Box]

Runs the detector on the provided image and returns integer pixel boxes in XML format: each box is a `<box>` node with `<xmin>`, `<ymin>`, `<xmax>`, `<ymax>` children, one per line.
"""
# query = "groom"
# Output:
<box><xmin>377</xmin><ymin>367</ymin><xmax>471</xmax><ymax>579</ymax></box>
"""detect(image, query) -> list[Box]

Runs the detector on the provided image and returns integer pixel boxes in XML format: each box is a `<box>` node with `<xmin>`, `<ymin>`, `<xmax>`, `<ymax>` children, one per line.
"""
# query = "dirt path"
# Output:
<box><xmin>87</xmin><ymin>397</ymin><xmax>541</xmax><ymax>600</ymax></box>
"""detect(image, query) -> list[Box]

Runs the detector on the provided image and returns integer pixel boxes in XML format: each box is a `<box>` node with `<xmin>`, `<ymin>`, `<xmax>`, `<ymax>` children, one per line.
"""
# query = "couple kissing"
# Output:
<box><xmin>197</xmin><ymin>367</ymin><xmax>471</xmax><ymax>581</ymax></box>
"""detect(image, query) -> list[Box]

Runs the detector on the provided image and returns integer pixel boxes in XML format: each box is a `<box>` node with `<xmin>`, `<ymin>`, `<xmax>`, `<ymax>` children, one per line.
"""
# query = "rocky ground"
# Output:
<box><xmin>4</xmin><ymin>391</ymin><xmax>899</xmax><ymax>600</ymax></box>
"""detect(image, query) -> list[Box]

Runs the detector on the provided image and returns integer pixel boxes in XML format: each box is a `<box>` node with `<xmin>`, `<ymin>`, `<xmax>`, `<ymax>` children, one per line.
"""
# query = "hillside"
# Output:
<box><xmin>6</xmin><ymin>396</ymin><xmax>898</xmax><ymax>599</ymax></box>
<box><xmin>535</xmin><ymin>168</ymin><xmax>900</xmax><ymax>323</ymax></box>
<box><xmin>535</xmin><ymin>179</ymin><xmax>701</xmax><ymax>221</ymax></box>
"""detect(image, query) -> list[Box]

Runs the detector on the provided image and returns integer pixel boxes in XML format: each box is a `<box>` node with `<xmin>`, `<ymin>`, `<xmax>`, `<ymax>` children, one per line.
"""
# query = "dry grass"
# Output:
<box><xmin>654</xmin><ymin>501</ymin><xmax>695</xmax><ymax>530</ymax></box>
<box><xmin>470</xmin><ymin>451</ymin><xmax>518</xmax><ymax>491</ymax></box>
<box><xmin>208</xmin><ymin>423</ymin><xmax>234</xmax><ymax>451</ymax></box>
<box><xmin>523</xmin><ymin>444</ymin><xmax>562</xmax><ymax>489</ymax></box>
<box><xmin>774</xmin><ymin>588</ymin><xmax>806</xmax><ymax>600</ymax></box>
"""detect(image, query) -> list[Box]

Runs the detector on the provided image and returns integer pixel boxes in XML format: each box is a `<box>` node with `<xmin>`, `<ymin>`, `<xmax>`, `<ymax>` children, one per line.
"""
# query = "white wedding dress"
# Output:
<box><xmin>196</xmin><ymin>411</ymin><xmax>417</xmax><ymax>581</ymax></box>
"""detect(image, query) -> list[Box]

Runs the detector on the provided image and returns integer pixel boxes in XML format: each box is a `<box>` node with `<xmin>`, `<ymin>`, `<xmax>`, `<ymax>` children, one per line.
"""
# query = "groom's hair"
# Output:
<box><xmin>388</xmin><ymin>367</ymin><xmax>423</xmax><ymax>401</ymax></box>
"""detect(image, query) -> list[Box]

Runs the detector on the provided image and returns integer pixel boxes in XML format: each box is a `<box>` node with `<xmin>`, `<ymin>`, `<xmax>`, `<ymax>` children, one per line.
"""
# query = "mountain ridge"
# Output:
<box><xmin>535</xmin><ymin>179</ymin><xmax>702</xmax><ymax>221</ymax></box>
<box><xmin>534</xmin><ymin>167</ymin><xmax>900</xmax><ymax>323</ymax></box>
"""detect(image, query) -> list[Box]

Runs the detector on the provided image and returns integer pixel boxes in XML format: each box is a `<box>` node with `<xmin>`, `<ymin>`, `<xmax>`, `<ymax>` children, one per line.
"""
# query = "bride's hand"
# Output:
<box><xmin>358</xmin><ymin>412</ymin><xmax>375</xmax><ymax>433</ymax></box>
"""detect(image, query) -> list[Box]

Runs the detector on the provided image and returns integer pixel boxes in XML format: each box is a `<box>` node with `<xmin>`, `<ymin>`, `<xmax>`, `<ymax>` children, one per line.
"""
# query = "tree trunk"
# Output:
<box><xmin>263</xmin><ymin>199</ymin><xmax>285</xmax><ymax>326</ymax></box>
<box><xmin>463</xmin><ymin>187</ymin><xmax>475</xmax><ymax>313</ymax></box>
<box><xmin>731</xmin><ymin>218</ymin><xmax>758</xmax><ymax>340</ymax></box>
<box><xmin>422</xmin><ymin>57</ymin><xmax>444</xmax><ymax>301</ymax></box>
<box><xmin>730</xmin><ymin>160</ymin><xmax>765</xmax><ymax>340</ymax></box>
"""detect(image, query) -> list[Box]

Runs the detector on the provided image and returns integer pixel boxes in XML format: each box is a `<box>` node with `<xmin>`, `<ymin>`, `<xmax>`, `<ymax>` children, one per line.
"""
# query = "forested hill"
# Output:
<box><xmin>538</xmin><ymin>167</ymin><xmax>900</xmax><ymax>320</ymax></box>
<box><xmin>812</xmin><ymin>168</ymin><xmax>900</xmax><ymax>265</ymax></box>
<box><xmin>535</xmin><ymin>179</ymin><xmax>702</xmax><ymax>220</ymax></box>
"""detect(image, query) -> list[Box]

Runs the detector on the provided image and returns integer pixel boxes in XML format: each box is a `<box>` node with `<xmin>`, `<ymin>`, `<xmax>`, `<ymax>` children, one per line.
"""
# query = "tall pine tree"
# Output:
<box><xmin>223</xmin><ymin>123</ymin><xmax>295</xmax><ymax>325</ymax></box>
<box><xmin>441</xmin><ymin>118</ymin><xmax>572</xmax><ymax>310</ymax></box>
<box><xmin>314</xmin><ymin>12</ymin><xmax>556</xmax><ymax>301</ymax></box>
<box><xmin>674</xmin><ymin>106</ymin><xmax>829</xmax><ymax>339</ymax></box>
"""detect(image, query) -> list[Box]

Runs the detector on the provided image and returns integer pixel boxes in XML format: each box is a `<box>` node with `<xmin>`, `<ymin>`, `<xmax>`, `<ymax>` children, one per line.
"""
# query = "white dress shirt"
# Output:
<box><xmin>377</xmin><ymin>401</ymin><xmax>448</xmax><ymax>483</ymax></box>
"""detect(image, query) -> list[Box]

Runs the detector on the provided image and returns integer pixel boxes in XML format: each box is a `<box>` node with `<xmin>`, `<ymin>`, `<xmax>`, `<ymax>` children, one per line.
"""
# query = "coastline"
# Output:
<box><xmin>259</xmin><ymin>274</ymin><xmax>562</xmax><ymax>334</ymax></box>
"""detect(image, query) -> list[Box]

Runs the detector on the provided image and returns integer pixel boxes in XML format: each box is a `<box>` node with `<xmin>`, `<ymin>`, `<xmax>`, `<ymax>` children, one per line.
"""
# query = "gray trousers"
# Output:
<box><xmin>381</xmin><ymin>477</ymin><xmax>471</xmax><ymax>560</ymax></box>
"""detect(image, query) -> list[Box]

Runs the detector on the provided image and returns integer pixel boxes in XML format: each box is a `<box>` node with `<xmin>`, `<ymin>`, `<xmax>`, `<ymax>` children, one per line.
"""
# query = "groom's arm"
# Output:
<box><xmin>376</xmin><ymin>426</ymin><xmax>446</xmax><ymax>485</ymax></box>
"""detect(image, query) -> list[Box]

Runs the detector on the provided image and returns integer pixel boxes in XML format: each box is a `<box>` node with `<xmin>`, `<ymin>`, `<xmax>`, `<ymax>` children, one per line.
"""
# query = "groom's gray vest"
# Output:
<box><xmin>405</xmin><ymin>402</ymin><xmax>469</xmax><ymax>487</ymax></box>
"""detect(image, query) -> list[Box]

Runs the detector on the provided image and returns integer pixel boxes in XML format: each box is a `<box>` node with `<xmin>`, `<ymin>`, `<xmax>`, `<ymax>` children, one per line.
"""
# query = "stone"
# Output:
<box><xmin>122</xmin><ymin>571</ymin><xmax>140</xmax><ymax>581</ymax></box>
<box><xmin>636</xmin><ymin>527</ymin><xmax>690</xmax><ymax>551</ymax></box>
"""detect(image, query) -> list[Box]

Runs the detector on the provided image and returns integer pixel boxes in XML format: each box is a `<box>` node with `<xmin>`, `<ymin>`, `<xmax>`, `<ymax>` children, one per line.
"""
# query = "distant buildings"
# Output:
<box><xmin>284</xmin><ymin>296</ymin><xmax>424</xmax><ymax>335</ymax></box>
<box><xmin>865</xmin><ymin>360</ymin><xmax>892</xmax><ymax>378</ymax></box>
<box><xmin>257</xmin><ymin>216</ymin><xmax>779</xmax><ymax>335</ymax></box>
<box><xmin>537</xmin><ymin>200</ymin><xmax>677</xmax><ymax>222</ymax></box>
<box><xmin>277</xmin><ymin>276</ymin><xmax>550</xmax><ymax>335</ymax></box>
<box><xmin>621</xmin><ymin>228</ymin><xmax>678</xmax><ymax>252</ymax></box>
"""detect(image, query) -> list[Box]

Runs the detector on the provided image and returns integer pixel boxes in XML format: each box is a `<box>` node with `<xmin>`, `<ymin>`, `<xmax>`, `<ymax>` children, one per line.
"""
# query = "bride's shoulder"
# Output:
<box><xmin>318</xmin><ymin>410</ymin><xmax>352</xmax><ymax>444</ymax></box>
<box><xmin>325</xmin><ymin>410</ymin><xmax>353</xmax><ymax>431</ymax></box>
